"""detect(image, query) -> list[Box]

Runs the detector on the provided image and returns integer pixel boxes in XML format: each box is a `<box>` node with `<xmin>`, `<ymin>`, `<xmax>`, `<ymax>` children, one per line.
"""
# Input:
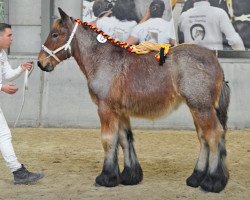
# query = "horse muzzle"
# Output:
<box><xmin>37</xmin><ymin>61</ymin><xmax>55</xmax><ymax>72</ymax></box>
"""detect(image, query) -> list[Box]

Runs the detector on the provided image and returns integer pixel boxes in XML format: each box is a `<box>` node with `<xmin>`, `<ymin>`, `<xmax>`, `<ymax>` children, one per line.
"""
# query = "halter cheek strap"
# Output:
<box><xmin>41</xmin><ymin>21</ymin><xmax>79</xmax><ymax>62</ymax></box>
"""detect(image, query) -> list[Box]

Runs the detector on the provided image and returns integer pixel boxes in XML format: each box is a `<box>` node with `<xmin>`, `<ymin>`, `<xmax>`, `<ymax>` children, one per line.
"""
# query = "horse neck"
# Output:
<box><xmin>71</xmin><ymin>26</ymin><xmax>111</xmax><ymax>79</ymax></box>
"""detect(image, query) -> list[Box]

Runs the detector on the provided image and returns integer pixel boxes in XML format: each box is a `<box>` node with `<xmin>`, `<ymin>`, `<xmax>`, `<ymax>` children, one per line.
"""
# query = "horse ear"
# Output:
<box><xmin>58</xmin><ymin>7</ymin><xmax>69</xmax><ymax>21</ymax></box>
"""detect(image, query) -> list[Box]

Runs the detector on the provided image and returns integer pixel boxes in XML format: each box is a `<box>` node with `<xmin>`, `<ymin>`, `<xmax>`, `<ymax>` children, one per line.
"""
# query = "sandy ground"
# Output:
<box><xmin>0</xmin><ymin>128</ymin><xmax>249</xmax><ymax>200</ymax></box>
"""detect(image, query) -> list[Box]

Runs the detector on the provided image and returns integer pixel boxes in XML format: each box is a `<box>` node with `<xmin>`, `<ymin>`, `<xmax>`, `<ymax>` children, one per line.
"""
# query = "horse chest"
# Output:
<box><xmin>89</xmin><ymin>69</ymin><xmax>116</xmax><ymax>99</ymax></box>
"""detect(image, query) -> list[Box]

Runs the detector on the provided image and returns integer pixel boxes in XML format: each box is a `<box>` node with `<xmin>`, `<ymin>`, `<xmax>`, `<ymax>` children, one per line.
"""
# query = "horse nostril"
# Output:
<box><xmin>37</xmin><ymin>61</ymin><xmax>47</xmax><ymax>71</ymax></box>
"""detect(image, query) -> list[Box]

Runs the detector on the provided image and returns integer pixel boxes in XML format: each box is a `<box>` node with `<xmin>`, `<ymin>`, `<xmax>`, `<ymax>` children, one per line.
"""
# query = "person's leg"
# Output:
<box><xmin>0</xmin><ymin>108</ymin><xmax>22</xmax><ymax>172</ymax></box>
<box><xmin>0</xmin><ymin>107</ymin><xmax>44</xmax><ymax>184</ymax></box>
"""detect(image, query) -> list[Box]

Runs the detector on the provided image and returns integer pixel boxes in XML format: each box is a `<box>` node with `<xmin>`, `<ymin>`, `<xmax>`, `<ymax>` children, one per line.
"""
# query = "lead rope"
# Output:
<box><xmin>14</xmin><ymin>63</ymin><xmax>35</xmax><ymax>127</ymax></box>
<box><xmin>14</xmin><ymin>69</ymin><xmax>29</xmax><ymax>127</ymax></box>
<box><xmin>14</xmin><ymin>55</ymin><xmax>49</xmax><ymax>127</ymax></box>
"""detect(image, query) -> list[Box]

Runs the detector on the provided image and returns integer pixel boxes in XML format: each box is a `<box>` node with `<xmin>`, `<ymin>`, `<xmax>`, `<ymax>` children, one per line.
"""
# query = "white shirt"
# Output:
<box><xmin>131</xmin><ymin>18</ymin><xmax>176</xmax><ymax>44</ymax></box>
<box><xmin>0</xmin><ymin>50</ymin><xmax>23</xmax><ymax>91</ymax></box>
<box><xmin>96</xmin><ymin>16</ymin><xmax>137</xmax><ymax>42</ymax></box>
<box><xmin>178</xmin><ymin>1</ymin><xmax>245</xmax><ymax>50</ymax></box>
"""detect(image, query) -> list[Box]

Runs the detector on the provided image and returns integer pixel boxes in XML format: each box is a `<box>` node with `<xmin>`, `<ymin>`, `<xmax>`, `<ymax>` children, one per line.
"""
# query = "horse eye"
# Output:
<box><xmin>52</xmin><ymin>33</ymin><xmax>59</xmax><ymax>38</ymax></box>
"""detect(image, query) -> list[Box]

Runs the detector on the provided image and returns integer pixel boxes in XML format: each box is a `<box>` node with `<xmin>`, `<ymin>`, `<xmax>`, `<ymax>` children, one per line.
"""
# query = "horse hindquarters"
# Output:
<box><xmin>186</xmin><ymin>81</ymin><xmax>230</xmax><ymax>193</ymax></box>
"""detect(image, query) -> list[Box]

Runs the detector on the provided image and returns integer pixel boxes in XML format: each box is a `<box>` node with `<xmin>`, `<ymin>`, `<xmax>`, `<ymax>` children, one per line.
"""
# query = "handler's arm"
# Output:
<box><xmin>220</xmin><ymin>11</ymin><xmax>245</xmax><ymax>50</ymax></box>
<box><xmin>2</xmin><ymin>60</ymin><xmax>24</xmax><ymax>82</ymax></box>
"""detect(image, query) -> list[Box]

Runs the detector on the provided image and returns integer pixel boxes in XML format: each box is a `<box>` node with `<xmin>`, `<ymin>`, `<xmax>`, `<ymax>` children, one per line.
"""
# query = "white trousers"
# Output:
<box><xmin>0</xmin><ymin>107</ymin><xmax>21</xmax><ymax>172</ymax></box>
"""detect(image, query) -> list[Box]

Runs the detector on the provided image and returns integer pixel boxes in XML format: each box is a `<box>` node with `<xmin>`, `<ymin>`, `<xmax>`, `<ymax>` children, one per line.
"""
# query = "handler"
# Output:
<box><xmin>0</xmin><ymin>23</ymin><xmax>44</xmax><ymax>184</ymax></box>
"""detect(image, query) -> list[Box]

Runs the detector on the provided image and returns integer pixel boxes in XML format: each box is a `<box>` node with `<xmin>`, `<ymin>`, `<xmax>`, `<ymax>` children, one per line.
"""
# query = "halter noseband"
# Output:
<box><xmin>41</xmin><ymin>20</ymin><xmax>80</xmax><ymax>63</ymax></box>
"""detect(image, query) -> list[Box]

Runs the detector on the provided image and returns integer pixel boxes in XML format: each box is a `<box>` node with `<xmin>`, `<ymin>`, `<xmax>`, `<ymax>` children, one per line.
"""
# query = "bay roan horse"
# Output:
<box><xmin>37</xmin><ymin>8</ymin><xmax>230</xmax><ymax>193</ymax></box>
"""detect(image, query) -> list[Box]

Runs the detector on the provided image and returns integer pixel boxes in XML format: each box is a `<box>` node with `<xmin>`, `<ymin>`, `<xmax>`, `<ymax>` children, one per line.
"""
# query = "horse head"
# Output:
<box><xmin>37</xmin><ymin>8</ymin><xmax>74</xmax><ymax>72</ymax></box>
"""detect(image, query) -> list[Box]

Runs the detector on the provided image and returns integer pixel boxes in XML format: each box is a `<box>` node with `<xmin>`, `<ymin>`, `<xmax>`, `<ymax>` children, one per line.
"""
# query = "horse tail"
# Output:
<box><xmin>216</xmin><ymin>80</ymin><xmax>230</xmax><ymax>131</ymax></box>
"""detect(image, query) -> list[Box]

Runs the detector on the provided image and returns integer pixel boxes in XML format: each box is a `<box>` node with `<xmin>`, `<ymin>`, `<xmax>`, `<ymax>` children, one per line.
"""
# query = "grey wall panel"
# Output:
<box><xmin>9</xmin><ymin>0</ymin><xmax>41</xmax><ymax>25</ymax></box>
<box><xmin>8</xmin><ymin>0</ymin><xmax>42</xmax><ymax>54</ymax></box>
<box><xmin>54</xmin><ymin>0</ymin><xmax>81</xmax><ymax>19</ymax></box>
<box><xmin>10</xmin><ymin>26</ymin><xmax>41</xmax><ymax>54</ymax></box>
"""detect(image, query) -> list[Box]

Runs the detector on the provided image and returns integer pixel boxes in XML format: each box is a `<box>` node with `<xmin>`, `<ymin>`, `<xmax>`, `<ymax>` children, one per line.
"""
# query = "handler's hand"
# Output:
<box><xmin>1</xmin><ymin>83</ymin><xmax>18</xmax><ymax>94</ymax></box>
<box><xmin>21</xmin><ymin>61</ymin><xmax>33</xmax><ymax>71</ymax></box>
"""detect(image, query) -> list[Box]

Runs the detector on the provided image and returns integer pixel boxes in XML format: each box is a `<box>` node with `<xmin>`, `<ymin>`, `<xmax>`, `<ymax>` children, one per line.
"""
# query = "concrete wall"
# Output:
<box><xmin>0</xmin><ymin>57</ymin><xmax>249</xmax><ymax>129</ymax></box>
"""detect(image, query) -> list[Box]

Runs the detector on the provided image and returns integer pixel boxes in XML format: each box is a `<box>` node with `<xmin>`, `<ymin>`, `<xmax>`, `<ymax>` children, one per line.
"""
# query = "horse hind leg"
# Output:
<box><xmin>95</xmin><ymin>104</ymin><xmax>120</xmax><ymax>187</ymax></box>
<box><xmin>201</xmin><ymin>125</ymin><xmax>228</xmax><ymax>193</ymax></box>
<box><xmin>186</xmin><ymin>122</ymin><xmax>209</xmax><ymax>188</ymax></box>
<box><xmin>188</xmin><ymin>108</ymin><xmax>229</xmax><ymax>193</ymax></box>
<box><xmin>118</xmin><ymin>115</ymin><xmax>143</xmax><ymax>185</ymax></box>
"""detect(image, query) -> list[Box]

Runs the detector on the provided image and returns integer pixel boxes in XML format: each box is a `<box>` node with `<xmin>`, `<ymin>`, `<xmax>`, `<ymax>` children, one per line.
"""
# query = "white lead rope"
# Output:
<box><xmin>14</xmin><ymin>64</ymin><xmax>34</xmax><ymax>128</ymax></box>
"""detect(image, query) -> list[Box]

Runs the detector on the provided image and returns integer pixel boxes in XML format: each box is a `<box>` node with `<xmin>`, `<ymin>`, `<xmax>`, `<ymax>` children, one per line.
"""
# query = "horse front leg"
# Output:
<box><xmin>118</xmin><ymin>115</ymin><xmax>143</xmax><ymax>185</ymax></box>
<box><xmin>95</xmin><ymin>105</ymin><xmax>120</xmax><ymax>187</ymax></box>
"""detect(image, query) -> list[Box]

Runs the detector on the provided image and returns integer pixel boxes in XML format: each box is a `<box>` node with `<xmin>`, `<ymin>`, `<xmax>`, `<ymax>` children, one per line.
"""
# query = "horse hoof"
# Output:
<box><xmin>200</xmin><ymin>173</ymin><xmax>228</xmax><ymax>193</ymax></box>
<box><xmin>95</xmin><ymin>172</ymin><xmax>120</xmax><ymax>187</ymax></box>
<box><xmin>186</xmin><ymin>170</ymin><xmax>206</xmax><ymax>188</ymax></box>
<box><xmin>120</xmin><ymin>165</ymin><xmax>143</xmax><ymax>185</ymax></box>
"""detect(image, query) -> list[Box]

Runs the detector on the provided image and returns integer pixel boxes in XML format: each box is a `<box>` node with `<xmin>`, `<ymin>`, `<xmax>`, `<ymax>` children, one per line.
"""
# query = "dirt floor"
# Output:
<box><xmin>0</xmin><ymin>128</ymin><xmax>249</xmax><ymax>200</ymax></box>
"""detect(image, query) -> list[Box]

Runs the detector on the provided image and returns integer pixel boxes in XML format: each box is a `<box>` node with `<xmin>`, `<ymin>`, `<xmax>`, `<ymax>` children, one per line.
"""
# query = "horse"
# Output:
<box><xmin>37</xmin><ymin>8</ymin><xmax>230</xmax><ymax>193</ymax></box>
<box><xmin>181</xmin><ymin>0</ymin><xmax>250</xmax><ymax>49</ymax></box>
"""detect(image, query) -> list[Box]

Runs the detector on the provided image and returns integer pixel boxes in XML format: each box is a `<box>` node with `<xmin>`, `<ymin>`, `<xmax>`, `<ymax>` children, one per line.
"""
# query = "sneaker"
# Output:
<box><xmin>13</xmin><ymin>164</ymin><xmax>44</xmax><ymax>185</ymax></box>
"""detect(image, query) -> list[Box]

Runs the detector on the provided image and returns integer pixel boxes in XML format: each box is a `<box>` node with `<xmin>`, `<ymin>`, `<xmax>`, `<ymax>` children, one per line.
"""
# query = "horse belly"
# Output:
<box><xmin>122</xmin><ymin>89</ymin><xmax>182</xmax><ymax>119</ymax></box>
